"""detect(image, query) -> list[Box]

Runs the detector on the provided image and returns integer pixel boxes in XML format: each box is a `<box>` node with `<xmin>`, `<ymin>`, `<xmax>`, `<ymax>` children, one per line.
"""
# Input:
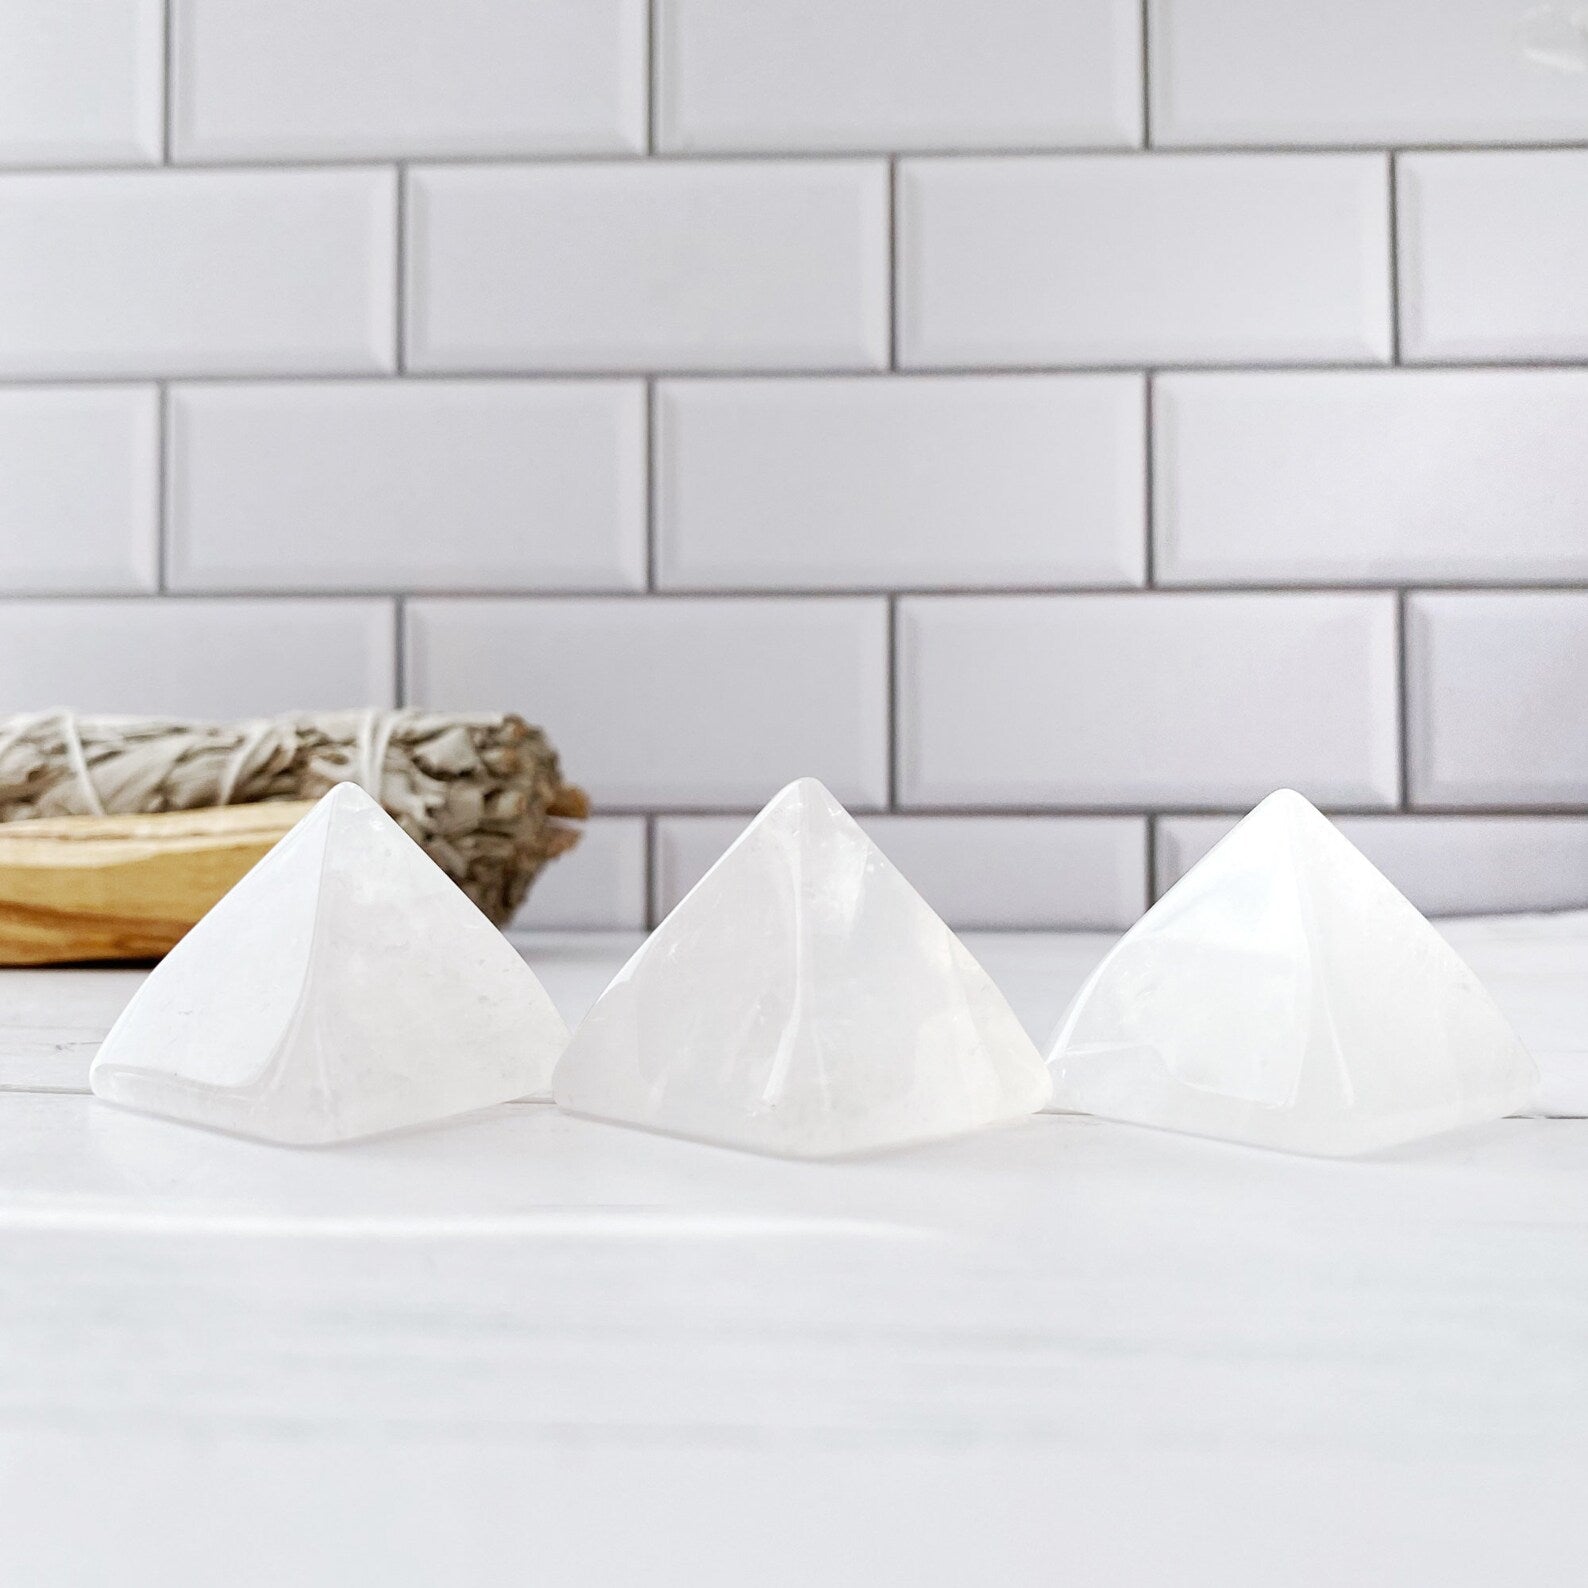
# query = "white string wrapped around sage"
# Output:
<box><xmin>0</xmin><ymin>709</ymin><xmax>586</xmax><ymax>925</ymax></box>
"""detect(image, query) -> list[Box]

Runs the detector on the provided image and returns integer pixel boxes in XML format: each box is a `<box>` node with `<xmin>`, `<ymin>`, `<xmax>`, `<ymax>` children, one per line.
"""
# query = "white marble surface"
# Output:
<box><xmin>2</xmin><ymin>915</ymin><xmax>1586</xmax><ymax>1585</ymax></box>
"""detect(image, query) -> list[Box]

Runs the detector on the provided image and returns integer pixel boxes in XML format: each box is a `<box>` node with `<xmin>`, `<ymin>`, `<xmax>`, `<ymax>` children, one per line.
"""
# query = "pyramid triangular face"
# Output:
<box><xmin>553</xmin><ymin>779</ymin><xmax>1050</xmax><ymax>1157</ymax></box>
<box><xmin>1046</xmin><ymin>789</ymin><xmax>1537</xmax><ymax>1156</ymax></box>
<box><xmin>90</xmin><ymin>783</ymin><xmax>569</xmax><ymax>1144</ymax></box>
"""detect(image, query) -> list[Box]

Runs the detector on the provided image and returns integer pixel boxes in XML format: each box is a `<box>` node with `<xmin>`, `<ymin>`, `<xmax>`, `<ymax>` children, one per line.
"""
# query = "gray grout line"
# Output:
<box><xmin>0</xmin><ymin>584</ymin><xmax>1581</xmax><ymax>606</ymax></box>
<box><xmin>18</xmin><ymin>582</ymin><xmax>1581</xmax><ymax>602</ymax></box>
<box><xmin>887</xmin><ymin>157</ymin><xmax>899</xmax><ymax>370</ymax></box>
<box><xmin>160</xmin><ymin>0</ymin><xmax>175</xmax><ymax>163</ymax></box>
<box><xmin>154</xmin><ymin>383</ymin><xmax>169</xmax><ymax>592</ymax></box>
<box><xmin>644</xmin><ymin>814</ymin><xmax>660</xmax><ymax>929</ymax></box>
<box><xmin>1142</xmin><ymin>375</ymin><xmax>1156</xmax><ymax>586</ymax></box>
<box><xmin>885</xmin><ymin>596</ymin><xmax>899</xmax><ymax>810</ymax></box>
<box><xmin>392</xmin><ymin>596</ymin><xmax>408</xmax><ymax>705</ymax></box>
<box><xmin>3</xmin><ymin>359</ymin><xmax>1587</xmax><ymax>388</ymax></box>
<box><xmin>644</xmin><ymin>380</ymin><xmax>657</xmax><ymax>590</ymax></box>
<box><xmin>394</xmin><ymin>165</ymin><xmax>407</xmax><ymax>372</ymax></box>
<box><xmin>5</xmin><ymin>142</ymin><xmax>1588</xmax><ymax>177</ymax></box>
<box><xmin>1398</xmin><ymin>590</ymin><xmax>1413</xmax><ymax>810</ymax></box>
<box><xmin>1139</xmin><ymin>0</ymin><xmax>1153</xmax><ymax>148</ymax></box>
<box><xmin>1387</xmin><ymin>151</ymin><xmax>1403</xmax><ymax>364</ymax></box>
<box><xmin>646</xmin><ymin>0</ymin><xmax>659</xmax><ymax>155</ymax></box>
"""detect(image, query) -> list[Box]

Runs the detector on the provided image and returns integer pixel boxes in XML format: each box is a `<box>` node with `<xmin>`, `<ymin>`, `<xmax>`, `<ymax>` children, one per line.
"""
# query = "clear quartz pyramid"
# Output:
<box><xmin>90</xmin><ymin>783</ymin><xmax>569</xmax><ymax>1144</ymax></box>
<box><xmin>1047</xmin><ymin>789</ymin><xmax>1538</xmax><ymax>1156</ymax></box>
<box><xmin>553</xmin><ymin>778</ymin><xmax>1051</xmax><ymax>1157</ymax></box>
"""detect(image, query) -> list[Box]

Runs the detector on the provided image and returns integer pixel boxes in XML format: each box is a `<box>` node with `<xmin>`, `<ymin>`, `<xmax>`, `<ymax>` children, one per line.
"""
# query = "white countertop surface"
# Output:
<box><xmin>3</xmin><ymin>915</ymin><xmax>1587</xmax><ymax>1586</ymax></box>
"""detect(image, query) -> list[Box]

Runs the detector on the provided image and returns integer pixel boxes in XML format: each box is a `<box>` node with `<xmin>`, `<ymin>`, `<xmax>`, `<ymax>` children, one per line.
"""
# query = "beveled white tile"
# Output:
<box><xmin>656</xmin><ymin>0</ymin><xmax>1141</xmax><ymax>152</ymax></box>
<box><xmin>899</xmin><ymin>594</ymin><xmax>1399</xmax><ymax>808</ymax></box>
<box><xmin>898</xmin><ymin>154</ymin><xmax>1391</xmax><ymax>367</ymax></box>
<box><xmin>407</xmin><ymin>162</ymin><xmax>889</xmax><ymax>373</ymax></box>
<box><xmin>511</xmin><ymin>817</ymin><xmax>648</xmax><ymax>931</ymax></box>
<box><xmin>0</xmin><ymin>385</ymin><xmax>157</xmax><ymax>593</ymax></box>
<box><xmin>173</xmin><ymin>0</ymin><xmax>646</xmax><ymax>159</ymax></box>
<box><xmin>1155</xmin><ymin>371</ymin><xmax>1588</xmax><ymax>583</ymax></box>
<box><xmin>1160</xmin><ymin>814</ymin><xmax>1588</xmax><ymax>919</ymax></box>
<box><xmin>407</xmin><ymin>598</ymin><xmax>888</xmax><ymax>809</ymax></box>
<box><xmin>1409</xmin><ymin>592</ymin><xmax>1588</xmax><ymax>807</ymax></box>
<box><xmin>1400</xmin><ymin>151</ymin><xmax>1588</xmax><ymax>362</ymax></box>
<box><xmin>1151</xmin><ymin>0</ymin><xmax>1588</xmax><ymax>146</ymax></box>
<box><xmin>656</xmin><ymin>375</ymin><xmax>1144</xmax><ymax>590</ymax></box>
<box><xmin>0</xmin><ymin>599</ymin><xmax>395</xmax><ymax>717</ymax></box>
<box><xmin>0</xmin><ymin>0</ymin><xmax>163</xmax><ymax>165</ymax></box>
<box><xmin>0</xmin><ymin>169</ymin><xmax>395</xmax><ymax>379</ymax></box>
<box><xmin>169</xmin><ymin>381</ymin><xmax>645</xmax><ymax>592</ymax></box>
<box><xmin>657</xmin><ymin>813</ymin><xmax>1147</xmax><ymax>929</ymax></box>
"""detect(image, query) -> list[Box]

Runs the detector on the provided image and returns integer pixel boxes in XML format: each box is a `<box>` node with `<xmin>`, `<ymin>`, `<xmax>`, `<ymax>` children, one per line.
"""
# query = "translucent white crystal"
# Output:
<box><xmin>90</xmin><ymin>783</ymin><xmax>568</xmax><ymax>1144</ymax></box>
<box><xmin>1047</xmin><ymin>789</ymin><xmax>1537</xmax><ymax>1156</ymax></box>
<box><xmin>554</xmin><ymin>778</ymin><xmax>1050</xmax><ymax>1157</ymax></box>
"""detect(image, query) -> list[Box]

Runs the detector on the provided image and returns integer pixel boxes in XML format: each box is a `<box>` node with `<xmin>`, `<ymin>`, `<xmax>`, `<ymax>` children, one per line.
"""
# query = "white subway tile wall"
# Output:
<box><xmin>655</xmin><ymin>375</ymin><xmax>1145</xmax><ymax>590</ymax></box>
<box><xmin>0</xmin><ymin>1</ymin><xmax>164</xmax><ymax>165</ymax></box>
<box><xmin>172</xmin><ymin>0</ymin><xmax>647</xmax><ymax>161</ymax></box>
<box><xmin>0</xmin><ymin>599</ymin><xmax>396</xmax><ymax>719</ymax></box>
<box><xmin>1154</xmin><ymin>371</ymin><xmax>1588</xmax><ymax>584</ymax></box>
<box><xmin>656</xmin><ymin>0</ymin><xmax>1143</xmax><ymax>153</ymax></box>
<box><xmin>1407</xmin><ymin>592</ymin><xmax>1588</xmax><ymax>808</ymax></box>
<box><xmin>896</xmin><ymin>153</ymin><xmax>1392</xmax><ymax>367</ymax></box>
<box><xmin>1398</xmin><ymin>150</ymin><xmax>1588</xmax><ymax>363</ymax></box>
<box><xmin>0</xmin><ymin>1</ymin><xmax>1581</xmax><ymax>927</ymax></box>
<box><xmin>405</xmin><ymin>161</ymin><xmax>889</xmax><ymax>373</ymax></box>
<box><xmin>0</xmin><ymin>168</ymin><xmax>396</xmax><ymax>378</ymax></box>
<box><xmin>1149</xmin><ymin>0</ymin><xmax>1588</xmax><ymax>147</ymax></box>
<box><xmin>515</xmin><ymin>816</ymin><xmax>649</xmax><ymax>932</ymax></box>
<box><xmin>405</xmin><ymin>597</ymin><xmax>889</xmax><ymax>810</ymax></box>
<box><xmin>898</xmin><ymin>593</ymin><xmax>1401</xmax><ymax>809</ymax></box>
<box><xmin>0</xmin><ymin>385</ymin><xmax>158</xmax><ymax>593</ymax></box>
<box><xmin>167</xmin><ymin>381</ymin><xmax>646</xmax><ymax>592</ymax></box>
